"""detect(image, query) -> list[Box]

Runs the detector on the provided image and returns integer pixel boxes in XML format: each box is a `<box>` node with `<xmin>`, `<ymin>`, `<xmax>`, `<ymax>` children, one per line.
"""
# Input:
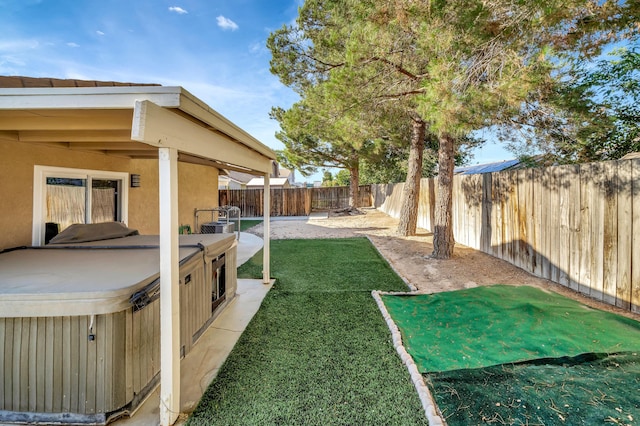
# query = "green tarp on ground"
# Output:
<box><xmin>429</xmin><ymin>352</ymin><xmax>640</xmax><ymax>425</ymax></box>
<box><xmin>381</xmin><ymin>285</ymin><xmax>640</xmax><ymax>373</ymax></box>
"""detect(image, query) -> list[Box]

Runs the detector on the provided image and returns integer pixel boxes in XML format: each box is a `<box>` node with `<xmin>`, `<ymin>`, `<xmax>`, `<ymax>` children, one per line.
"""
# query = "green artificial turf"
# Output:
<box><xmin>187</xmin><ymin>238</ymin><xmax>428</xmax><ymax>425</ymax></box>
<box><xmin>238</xmin><ymin>238</ymin><xmax>406</xmax><ymax>292</ymax></box>
<box><xmin>381</xmin><ymin>285</ymin><xmax>640</xmax><ymax>424</ymax></box>
<box><xmin>382</xmin><ymin>285</ymin><xmax>640</xmax><ymax>373</ymax></box>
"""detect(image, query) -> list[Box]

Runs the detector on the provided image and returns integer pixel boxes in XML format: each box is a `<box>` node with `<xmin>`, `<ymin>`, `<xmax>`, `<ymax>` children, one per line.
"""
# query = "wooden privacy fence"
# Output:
<box><xmin>219</xmin><ymin>185</ymin><xmax>372</xmax><ymax>217</ymax></box>
<box><xmin>373</xmin><ymin>157</ymin><xmax>640</xmax><ymax>313</ymax></box>
<box><xmin>312</xmin><ymin>186</ymin><xmax>372</xmax><ymax>210</ymax></box>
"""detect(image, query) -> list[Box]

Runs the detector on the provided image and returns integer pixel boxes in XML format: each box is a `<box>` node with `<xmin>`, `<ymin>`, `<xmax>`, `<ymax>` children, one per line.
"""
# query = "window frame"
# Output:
<box><xmin>32</xmin><ymin>165</ymin><xmax>129</xmax><ymax>246</ymax></box>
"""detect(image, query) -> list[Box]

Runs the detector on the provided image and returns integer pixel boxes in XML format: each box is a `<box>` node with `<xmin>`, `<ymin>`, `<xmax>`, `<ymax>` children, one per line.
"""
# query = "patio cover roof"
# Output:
<box><xmin>0</xmin><ymin>76</ymin><xmax>275</xmax><ymax>426</ymax></box>
<box><xmin>0</xmin><ymin>76</ymin><xmax>276</xmax><ymax>174</ymax></box>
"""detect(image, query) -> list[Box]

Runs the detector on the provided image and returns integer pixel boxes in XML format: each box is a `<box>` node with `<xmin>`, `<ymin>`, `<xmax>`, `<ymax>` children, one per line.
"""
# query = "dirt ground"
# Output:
<box><xmin>247</xmin><ymin>207</ymin><xmax>640</xmax><ymax>320</ymax></box>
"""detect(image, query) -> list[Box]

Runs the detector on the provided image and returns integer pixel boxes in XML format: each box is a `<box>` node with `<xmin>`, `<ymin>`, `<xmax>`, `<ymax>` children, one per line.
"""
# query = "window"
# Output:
<box><xmin>32</xmin><ymin>166</ymin><xmax>129</xmax><ymax>245</ymax></box>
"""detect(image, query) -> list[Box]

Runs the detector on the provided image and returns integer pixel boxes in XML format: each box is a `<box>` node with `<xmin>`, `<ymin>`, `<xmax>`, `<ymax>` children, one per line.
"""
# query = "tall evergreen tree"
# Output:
<box><xmin>269</xmin><ymin>0</ymin><xmax>634</xmax><ymax>258</ymax></box>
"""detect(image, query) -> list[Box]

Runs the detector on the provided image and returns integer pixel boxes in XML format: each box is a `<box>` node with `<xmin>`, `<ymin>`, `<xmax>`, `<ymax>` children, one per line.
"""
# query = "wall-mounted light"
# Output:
<box><xmin>130</xmin><ymin>174</ymin><xmax>141</xmax><ymax>188</ymax></box>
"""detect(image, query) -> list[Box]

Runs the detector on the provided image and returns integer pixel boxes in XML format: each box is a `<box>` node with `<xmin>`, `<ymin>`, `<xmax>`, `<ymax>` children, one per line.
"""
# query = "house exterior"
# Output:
<box><xmin>218</xmin><ymin>164</ymin><xmax>295</xmax><ymax>190</ymax></box>
<box><xmin>0</xmin><ymin>76</ymin><xmax>275</xmax><ymax>249</ymax></box>
<box><xmin>0</xmin><ymin>76</ymin><xmax>276</xmax><ymax>426</ymax></box>
<box><xmin>276</xmin><ymin>166</ymin><xmax>295</xmax><ymax>186</ymax></box>
<box><xmin>246</xmin><ymin>176</ymin><xmax>291</xmax><ymax>188</ymax></box>
<box><xmin>218</xmin><ymin>170</ymin><xmax>257</xmax><ymax>190</ymax></box>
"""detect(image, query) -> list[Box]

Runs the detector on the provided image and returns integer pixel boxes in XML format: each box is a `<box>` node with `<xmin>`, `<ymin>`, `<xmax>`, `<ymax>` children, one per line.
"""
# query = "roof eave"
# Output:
<box><xmin>0</xmin><ymin>85</ymin><xmax>277</xmax><ymax>161</ymax></box>
<box><xmin>177</xmin><ymin>88</ymin><xmax>276</xmax><ymax>160</ymax></box>
<box><xmin>0</xmin><ymin>85</ymin><xmax>183</xmax><ymax>109</ymax></box>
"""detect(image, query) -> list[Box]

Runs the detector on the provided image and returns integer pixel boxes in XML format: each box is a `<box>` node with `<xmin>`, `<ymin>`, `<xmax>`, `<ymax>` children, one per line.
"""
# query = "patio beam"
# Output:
<box><xmin>0</xmin><ymin>111</ymin><xmax>133</xmax><ymax>131</ymax></box>
<box><xmin>132</xmin><ymin>100</ymin><xmax>271</xmax><ymax>174</ymax></box>
<box><xmin>66</xmin><ymin>142</ymin><xmax>151</xmax><ymax>151</ymax></box>
<box><xmin>18</xmin><ymin>129</ymin><xmax>133</xmax><ymax>142</ymax></box>
<box><xmin>178</xmin><ymin>91</ymin><xmax>275</xmax><ymax>161</ymax></box>
<box><xmin>0</xmin><ymin>130</ymin><xmax>18</xmax><ymax>141</ymax></box>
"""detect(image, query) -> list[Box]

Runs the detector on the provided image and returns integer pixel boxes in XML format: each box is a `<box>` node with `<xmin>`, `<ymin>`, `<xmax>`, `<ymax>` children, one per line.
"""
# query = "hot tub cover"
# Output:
<box><xmin>48</xmin><ymin>222</ymin><xmax>139</xmax><ymax>244</ymax></box>
<box><xmin>0</xmin><ymin>233</ymin><xmax>235</xmax><ymax>317</ymax></box>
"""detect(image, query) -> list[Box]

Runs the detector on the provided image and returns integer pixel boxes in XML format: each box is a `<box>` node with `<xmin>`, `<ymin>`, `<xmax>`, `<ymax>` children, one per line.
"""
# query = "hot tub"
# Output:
<box><xmin>0</xmin><ymin>233</ymin><xmax>237</xmax><ymax>425</ymax></box>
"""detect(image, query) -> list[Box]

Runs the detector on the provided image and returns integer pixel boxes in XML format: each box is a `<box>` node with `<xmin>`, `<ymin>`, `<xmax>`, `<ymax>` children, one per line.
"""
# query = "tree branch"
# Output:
<box><xmin>361</xmin><ymin>56</ymin><xmax>426</xmax><ymax>80</ymax></box>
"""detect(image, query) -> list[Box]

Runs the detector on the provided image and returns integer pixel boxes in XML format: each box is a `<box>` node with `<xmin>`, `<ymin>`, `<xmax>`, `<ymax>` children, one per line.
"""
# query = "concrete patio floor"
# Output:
<box><xmin>112</xmin><ymin>231</ymin><xmax>272</xmax><ymax>426</ymax></box>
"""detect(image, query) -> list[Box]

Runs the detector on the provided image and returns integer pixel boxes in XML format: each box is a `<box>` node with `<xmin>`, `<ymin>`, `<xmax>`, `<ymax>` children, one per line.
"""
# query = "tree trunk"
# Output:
<box><xmin>348</xmin><ymin>159</ymin><xmax>360</xmax><ymax>209</ymax></box>
<box><xmin>432</xmin><ymin>132</ymin><xmax>456</xmax><ymax>259</ymax></box>
<box><xmin>397</xmin><ymin>118</ymin><xmax>425</xmax><ymax>236</ymax></box>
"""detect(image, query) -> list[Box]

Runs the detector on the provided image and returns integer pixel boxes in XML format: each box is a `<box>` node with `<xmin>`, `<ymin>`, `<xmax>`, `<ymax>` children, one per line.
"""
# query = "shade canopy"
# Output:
<box><xmin>0</xmin><ymin>76</ymin><xmax>276</xmax><ymax>174</ymax></box>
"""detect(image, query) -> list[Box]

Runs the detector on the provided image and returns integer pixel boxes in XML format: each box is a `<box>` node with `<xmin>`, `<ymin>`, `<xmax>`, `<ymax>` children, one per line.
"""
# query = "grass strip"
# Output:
<box><xmin>235</xmin><ymin>219</ymin><xmax>263</xmax><ymax>232</ymax></box>
<box><xmin>187</xmin><ymin>238</ymin><xmax>428</xmax><ymax>425</ymax></box>
<box><xmin>238</xmin><ymin>238</ymin><xmax>406</xmax><ymax>292</ymax></box>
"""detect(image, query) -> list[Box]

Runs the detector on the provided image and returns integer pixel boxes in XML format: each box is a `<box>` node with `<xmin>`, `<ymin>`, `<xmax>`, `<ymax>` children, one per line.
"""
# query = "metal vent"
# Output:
<box><xmin>200</xmin><ymin>221</ymin><xmax>235</xmax><ymax>234</ymax></box>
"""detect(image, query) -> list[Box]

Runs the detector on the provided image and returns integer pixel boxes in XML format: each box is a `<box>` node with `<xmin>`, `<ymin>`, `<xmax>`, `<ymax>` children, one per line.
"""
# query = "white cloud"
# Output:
<box><xmin>0</xmin><ymin>54</ymin><xmax>26</xmax><ymax>70</ymax></box>
<box><xmin>0</xmin><ymin>39</ymin><xmax>40</xmax><ymax>52</ymax></box>
<box><xmin>169</xmin><ymin>6</ymin><xmax>187</xmax><ymax>15</ymax></box>
<box><xmin>96</xmin><ymin>30</ymin><xmax>105</xmax><ymax>36</ymax></box>
<box><xmin>249</xmin><ymin>41</ymin><xmax>263</xmax><ymax>53</ymax></box>
<box><xmin>216</xmin><ymin>15</ymin><xmax>238</xmax><ymax>31</ymax></box>
<box><xmin>64</xmin><ymin>70</ymin><xmax>93</xmax><ymax>81</ymax></box>
<box><xmin>66</xmin><ymin>42</ymin><xmax>79</xmax><ymax>48</ymax></box>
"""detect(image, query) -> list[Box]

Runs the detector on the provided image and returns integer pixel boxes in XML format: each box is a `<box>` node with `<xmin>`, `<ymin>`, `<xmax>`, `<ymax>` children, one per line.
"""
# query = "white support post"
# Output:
<box><xmin>158</xmin><ymin>147</ymin><xmax>180</xmax><ymax>426</ymax></box>
<box><xmin>263</xmin><ymin>173</ymin><xmax>271</xmax><ymax>284</ymax></box>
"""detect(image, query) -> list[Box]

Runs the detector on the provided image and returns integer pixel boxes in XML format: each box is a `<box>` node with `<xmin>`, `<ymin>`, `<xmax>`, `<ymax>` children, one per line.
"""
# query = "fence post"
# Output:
<box><xmin>305</xmin><ymin>188</ymin><xmax>312</xmax><ymax>215</ymax></box>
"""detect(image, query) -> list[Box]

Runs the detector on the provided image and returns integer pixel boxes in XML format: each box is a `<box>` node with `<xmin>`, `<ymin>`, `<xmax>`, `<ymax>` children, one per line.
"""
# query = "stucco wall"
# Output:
<box><xmin>0</xmin><ymin>140</ymin><xmax>219</xmax><ymax>250</ymax></box>
<box><xmin>126</xmin><ymin>159</ymin><xmax>159</xmax><ymax>234</ymax></box>
<box><xmin>178</xmin><ymin>161</ymin><xmax>219</xmax><ymax>232</ymax></box>
<box><xmin>128</xmin><ymin>159</ymin><xmax>219</xmax><ymax>235</ymax></box>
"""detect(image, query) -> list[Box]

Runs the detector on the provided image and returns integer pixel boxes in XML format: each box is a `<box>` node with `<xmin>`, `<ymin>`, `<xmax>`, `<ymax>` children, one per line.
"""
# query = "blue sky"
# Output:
<box><xmin>0</xmin><ymin>0</ymin><xmax>512</xmax><ymax>182</ymax></box>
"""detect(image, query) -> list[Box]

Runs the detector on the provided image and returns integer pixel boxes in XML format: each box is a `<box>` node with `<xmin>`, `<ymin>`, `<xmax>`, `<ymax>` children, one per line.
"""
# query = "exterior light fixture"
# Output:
<box><xmin>130</xmin><ymin>174</ymin><xmax>141</xmax><ymax>188</ymax></box>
